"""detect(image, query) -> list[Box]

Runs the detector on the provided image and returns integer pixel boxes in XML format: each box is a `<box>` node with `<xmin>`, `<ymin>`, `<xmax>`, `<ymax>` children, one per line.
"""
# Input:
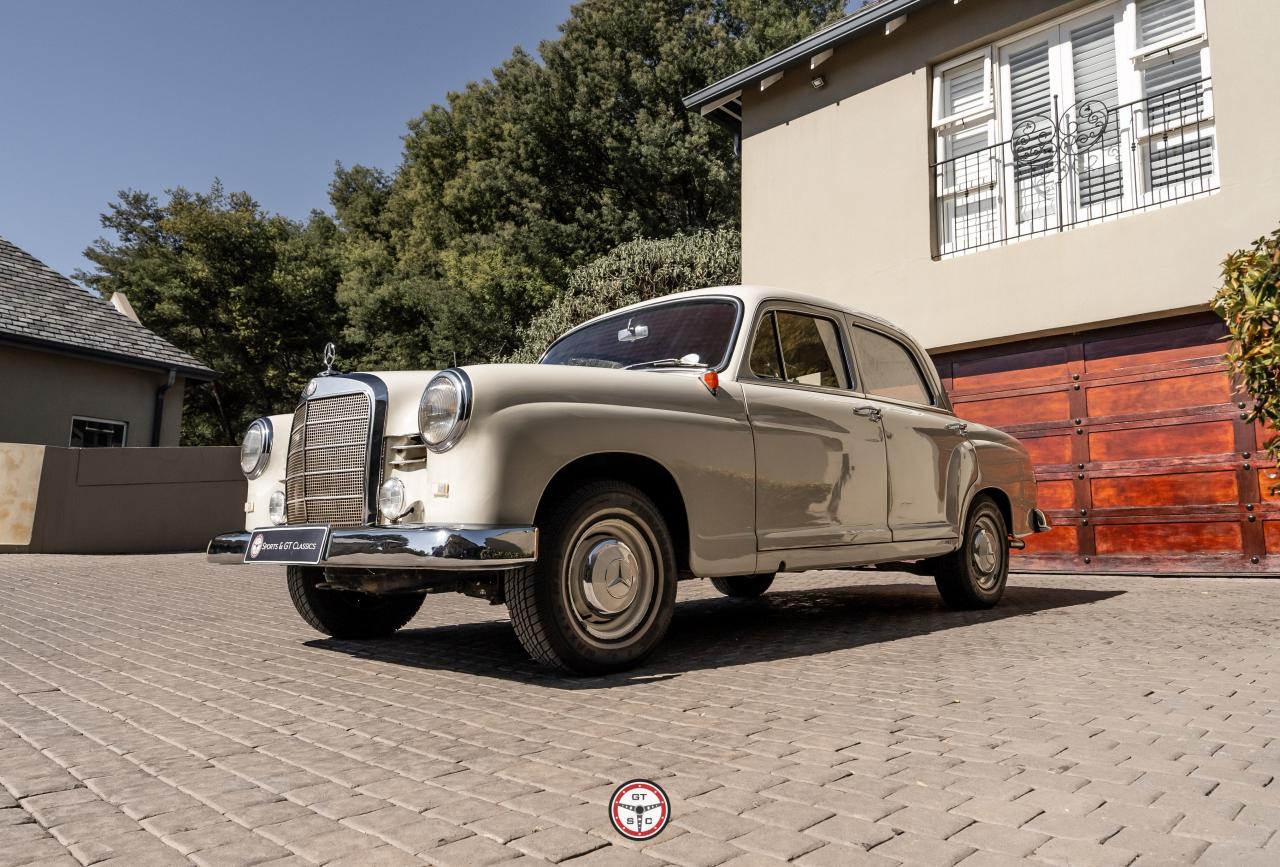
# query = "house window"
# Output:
<box><xmin>70</xmin><ymin>417</ymin><xmax>128</xmax><ymax>447</ymax></box>
<box><xmin>931</xmin><ymin>0</ymin><xmax>1215</xmax><ymax>255</ymax></box>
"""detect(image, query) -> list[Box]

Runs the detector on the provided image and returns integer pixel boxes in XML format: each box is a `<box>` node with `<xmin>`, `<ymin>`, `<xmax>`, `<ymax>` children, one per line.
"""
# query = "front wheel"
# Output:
<box><xmin>930</xmin><ymin>495</ymin><xmax>1009</xmax><ymax>609</ymax></box>
<box><xmin>506</xmin><ymin>481</ymin><xmax>677</xmax><ymax>674</ymax></box>
<box><xmin>287</xmin><ymin>566</ymin><xmax>424</xmax><ymax>638</ymax></box>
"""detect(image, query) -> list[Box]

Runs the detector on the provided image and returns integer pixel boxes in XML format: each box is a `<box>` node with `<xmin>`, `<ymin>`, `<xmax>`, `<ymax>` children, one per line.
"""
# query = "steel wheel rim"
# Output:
<box><xmin>563</xmin><ymin>514</ymin><xmax>659</xmax><ymax>646</ymax></box>
<box><xmin>970</xmin><ymin>514</ymin><xmax>1002</xmax><ymax>590</ymax></box>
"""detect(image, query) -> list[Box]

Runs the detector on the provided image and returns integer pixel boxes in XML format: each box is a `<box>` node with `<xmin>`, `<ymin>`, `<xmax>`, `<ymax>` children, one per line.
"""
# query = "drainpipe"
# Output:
<box><xmin>151</xmin><ymin>369</ymin><xmax>176</xmax><ymax>447</ymax></box>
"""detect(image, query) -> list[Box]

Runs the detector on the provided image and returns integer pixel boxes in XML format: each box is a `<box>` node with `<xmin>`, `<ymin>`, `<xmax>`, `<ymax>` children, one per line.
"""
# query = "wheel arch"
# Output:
<box><xmin>971</xmin><ymin>486</ymin><xmax>1013</xmax><ymax>534</ymax></box>
<box><xmin>535</xmin><ymin>453</ymin><xmax>692</xmax><ymax>577</ymax></box>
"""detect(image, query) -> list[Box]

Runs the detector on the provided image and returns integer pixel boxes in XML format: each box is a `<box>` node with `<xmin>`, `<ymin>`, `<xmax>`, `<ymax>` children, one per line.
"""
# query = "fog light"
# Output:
<box><xmin>379</xmin><ymin>478</ymin><xmax>407</xmax><ymax>521</ymax></box>
<box><xmin>268</xmin><ymin>490</ymin><xmax>287</xmax><ymax>525</ymax></box>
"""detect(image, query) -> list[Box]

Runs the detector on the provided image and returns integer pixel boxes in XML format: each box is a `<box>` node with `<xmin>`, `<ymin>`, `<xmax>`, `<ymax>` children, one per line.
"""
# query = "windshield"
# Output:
<box><xmin>540</xmin><ymin>298</ymin><xmax>740</xmax><ymax>369</ymax></box>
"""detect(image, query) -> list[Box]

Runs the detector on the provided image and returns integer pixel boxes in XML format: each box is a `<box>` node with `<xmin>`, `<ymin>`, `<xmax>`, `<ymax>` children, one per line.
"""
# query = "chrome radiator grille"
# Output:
<box><xmin>285</xmin><ymin>392</ymin><xmax>372</xmax><ymax>526</ymax></box>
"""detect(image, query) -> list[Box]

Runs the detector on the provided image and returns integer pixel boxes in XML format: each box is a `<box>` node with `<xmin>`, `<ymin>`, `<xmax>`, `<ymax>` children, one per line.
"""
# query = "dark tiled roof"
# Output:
<box><xmin>0</xmin><ymin>235</ymin><xmax>215</xmax><ymax>380</ymax></box>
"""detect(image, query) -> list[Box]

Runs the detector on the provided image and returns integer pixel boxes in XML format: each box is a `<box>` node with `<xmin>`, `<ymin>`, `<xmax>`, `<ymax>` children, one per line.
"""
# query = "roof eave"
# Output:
<box><xmin>0</xmin><ymin>332</ymin><xmax>218</xmax><ymax>382</ymax></box>
<box><xmin>682</xmin><ymin>0</ymin><xmax>937</xmax><ymax>115</ymax></box>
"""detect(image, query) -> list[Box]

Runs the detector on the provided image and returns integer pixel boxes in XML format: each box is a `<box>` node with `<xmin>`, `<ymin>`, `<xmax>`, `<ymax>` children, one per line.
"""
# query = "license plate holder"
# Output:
<box><xmin>243</xmin><ymin>526</ymin><xmax>330</xmax><ymax>565</ymax></box>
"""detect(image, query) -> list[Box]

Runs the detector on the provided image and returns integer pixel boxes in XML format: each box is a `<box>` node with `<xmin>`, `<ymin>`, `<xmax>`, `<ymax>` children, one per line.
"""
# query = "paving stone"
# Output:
<box><xmin>740</xmin><ymin>800</ymin><xmax>833</xmax><ymax>831</ymax></box>
<box><xmin>870</xmin><ymin>831</ymin><xmax>974</xmax><ymax>866</ymax></box>
<box><xmin>1106</xmin><ymin>826</ymin><xmax>1209</xmax><ymax>861</ymax></box>
<box><xmin>731</xmin><ymin>826</ymin><xmax>823</xmax><ymax>860</ymax></box>
<box><xmin>644</xmin><ymin>832</ymin><xmax>743</xmax><ymax>867</ymax></box>
<box><xmin>949</xmin><ymin>821</ymin><xmax>1048</xmax><ymax>857</ymax></box>
<box><xmin>428</xmin><ymin>833</ymin><xmax>523</xmax><ymax>866</ymax></box>
<box><xmin>509</xmin><ymin>826</ymin><xmax>607</xmax><ymax>861</ymax></box>
<box><xmin>188</xmin><ymin>836</ymin><xmax>292</xmax><ymax>867</ymax></box>
<box><xmin>4</xmin><ymin>557</ymin><xmax>1280</xmax><ymax>867</ymax></box>
<box><xmin>794</xmin><ymin>842</ymin><xmax>899</xmax><ymax>867</ymax></box>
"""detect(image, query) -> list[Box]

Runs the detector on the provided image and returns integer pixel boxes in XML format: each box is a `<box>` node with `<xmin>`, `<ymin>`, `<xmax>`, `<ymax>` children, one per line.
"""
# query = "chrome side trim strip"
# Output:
<box><xmin>208</xmin><ymin>525</ymin><xmax>538</xmax><ymax>570</ymax></box>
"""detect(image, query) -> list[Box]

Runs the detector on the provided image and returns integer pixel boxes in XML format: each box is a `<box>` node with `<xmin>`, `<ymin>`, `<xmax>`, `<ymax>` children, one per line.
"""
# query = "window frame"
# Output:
<box><xmin>1129</xmin><ymin>0</ymin><xmax>1207</xmax><ymax>61</ymax></box>
<box><xmin>845</xmin><ymin>318</ymin><xmax>948</xmax><ymax>412</ymax></box>
<box><xmin>539</xmin><ymin>294</ymin><xmax>745</xmax><ymax>371</ymax></box>
<box><xmin>69</xmin><ymin>415</ymin><xmax>129</xmax><ymax>448</ymax></box>
<box><xmin>738</xmin><ymin>302</ymin><xmax>855</xmax><ymax>396</ymax></box>
<box><xmin>931</xmin><ymin>0</ymin><xmax>1216</xmax><ymax>256</ymax></box>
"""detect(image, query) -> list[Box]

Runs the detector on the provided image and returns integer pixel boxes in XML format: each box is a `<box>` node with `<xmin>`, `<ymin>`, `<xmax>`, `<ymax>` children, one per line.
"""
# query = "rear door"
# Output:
<box><xmin>848</xmin><ymin>321</ymin><xmax>970</xmax><ymax>543</ymax></box>
<box><xmin>740</xmin><ymin>305</ymin><xmax>891</xmax><ymax>549</ymax></box>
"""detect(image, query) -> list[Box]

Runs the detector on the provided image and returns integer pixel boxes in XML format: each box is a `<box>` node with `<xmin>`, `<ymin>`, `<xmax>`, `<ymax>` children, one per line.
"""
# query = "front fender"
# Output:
<box><xmin>416</xmin><ymin>367</ymin><xmax>758</xmax><ymax>577</ymax></box>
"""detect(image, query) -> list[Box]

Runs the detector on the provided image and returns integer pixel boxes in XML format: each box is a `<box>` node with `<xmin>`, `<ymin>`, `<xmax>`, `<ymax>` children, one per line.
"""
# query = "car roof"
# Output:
<box><xmin>579</xmin><ymin>285</ymin><xmax>900</xmax><ymax>332</ymax></box>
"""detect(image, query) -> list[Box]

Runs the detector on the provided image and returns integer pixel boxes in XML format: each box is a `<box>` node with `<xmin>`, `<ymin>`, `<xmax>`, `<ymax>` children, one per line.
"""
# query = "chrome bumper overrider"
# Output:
<box><xmin>1031</xmin><ymin>509</ymin><xmax>1051</xmax><ymax>532</ymax></box>
<box><xmin>207</xmin><ymin>525</ymin><xmax>538</xmax><ymax>569</ymax></box>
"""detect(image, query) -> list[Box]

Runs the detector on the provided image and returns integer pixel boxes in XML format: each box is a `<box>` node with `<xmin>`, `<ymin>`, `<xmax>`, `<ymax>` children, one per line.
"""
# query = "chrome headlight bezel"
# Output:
<box><xmin>418</xmin><ymin>369</ymin><xmax>472</xmax><ymax>453</ymax></box>
<box><xmin>240</xmin><ymin>418</ymin><xmax>273</xmax><ymax>479</ymax></box>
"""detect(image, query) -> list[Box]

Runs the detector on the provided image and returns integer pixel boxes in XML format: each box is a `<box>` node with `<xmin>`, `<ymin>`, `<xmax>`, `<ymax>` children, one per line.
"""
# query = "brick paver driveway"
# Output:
<box><xmin>0</xmin><ymin>556</ymin><xmax>1276</xmax><ymax>867</ymax></box>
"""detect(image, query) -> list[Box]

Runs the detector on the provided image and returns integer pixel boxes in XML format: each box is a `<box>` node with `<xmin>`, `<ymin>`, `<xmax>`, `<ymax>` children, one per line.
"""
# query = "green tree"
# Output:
<box><xmin>77</xmin><ymin>183</ymin><xmax>344</xmax><ymax>445</ymax></box>
<box><xmin>334</xmin><ymin>0</ymin><xmax>844</xmax><ymax>368</ymax></box>
<box><xmin>507</xmin><ymin>228</ymin><xmax>741</xmax><ymax>363</ymax></box>
<box><xmin>1212</xmin><ymin>226</ymin><xmax>1280</xmax><ymax>492</ymax></box>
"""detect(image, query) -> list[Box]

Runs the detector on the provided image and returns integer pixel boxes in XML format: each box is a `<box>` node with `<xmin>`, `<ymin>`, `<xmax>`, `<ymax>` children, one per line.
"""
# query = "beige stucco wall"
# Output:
<box><xmin>740</xmin><ymin>0</ymin><xmax>1280</xmax><ymax>351</ymax></box>
<box><xmin>0</xmin><ymin>344</ymin><xmax>187</xmax><ymax>447</ymax></box>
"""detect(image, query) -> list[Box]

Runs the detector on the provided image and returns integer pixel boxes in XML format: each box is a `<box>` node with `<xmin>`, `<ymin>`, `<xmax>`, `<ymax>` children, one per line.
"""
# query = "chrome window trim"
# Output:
<box><xmin>845</xmin><ymin>316</ymin><xmax>953</xmax><ymax>413</ymax></box>
<box><xmin>735</xmin><ymin>300</ymin><xmax>856</xmax><ymax>397</ymax></box>
<box><xmin>539</xmin><ymin>295</ymin><xmax>745</xmax><ymax>372</ymax></box>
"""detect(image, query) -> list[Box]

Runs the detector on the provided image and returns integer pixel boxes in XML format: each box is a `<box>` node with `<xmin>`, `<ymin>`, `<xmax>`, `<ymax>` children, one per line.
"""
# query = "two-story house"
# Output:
<box><xmin>685</xmin><ymin>0</ymin><xmax>1278</xmax><ymax>575</ymax></box>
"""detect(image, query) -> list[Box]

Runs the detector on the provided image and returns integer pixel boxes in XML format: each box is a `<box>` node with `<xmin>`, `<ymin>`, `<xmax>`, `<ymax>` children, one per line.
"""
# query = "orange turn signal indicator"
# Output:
<box><xmin>701</xmin><ymin>370</ymin><xmax>719</xmax><ymax>395</ymax></box>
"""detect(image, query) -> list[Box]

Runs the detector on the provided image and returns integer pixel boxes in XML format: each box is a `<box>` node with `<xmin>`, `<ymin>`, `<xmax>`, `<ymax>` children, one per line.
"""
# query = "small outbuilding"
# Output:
<box><xmin>0</xmin><ymin>235</ymin><xmax>214</xmax><ymax>447</ymax></box>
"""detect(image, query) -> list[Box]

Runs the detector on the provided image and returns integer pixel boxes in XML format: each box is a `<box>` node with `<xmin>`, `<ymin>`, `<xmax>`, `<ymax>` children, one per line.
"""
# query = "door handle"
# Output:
<box><xmin>946</xmin><ymin>421</ymin><xmax>969</xmax><ymax>434</ymax></box>
<box><xmin>853</xmin><ymin>406</ymin><xmax>882</xmax><ymax>422</ymax></box>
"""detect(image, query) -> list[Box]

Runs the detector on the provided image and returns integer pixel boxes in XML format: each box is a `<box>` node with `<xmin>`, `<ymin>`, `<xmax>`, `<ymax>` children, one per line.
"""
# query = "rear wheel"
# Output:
<box><xmin>710</xmin><ymin>574</ymin><xmax>775</xmax><ymax>598</ymax></box>
<box><xmin>287</xmin><ymin>566</ymin><xmax>423</xmax><ymax>638</ymax></box>
<box><xmin>930</xmin><ymin>495</ymin><xmax>1009</xmax><ymax>609</ymax></box>
<box><xmin>507</xmin><ymin>481</ymin><xmax>677</xmax><ymax>674</ymax></box>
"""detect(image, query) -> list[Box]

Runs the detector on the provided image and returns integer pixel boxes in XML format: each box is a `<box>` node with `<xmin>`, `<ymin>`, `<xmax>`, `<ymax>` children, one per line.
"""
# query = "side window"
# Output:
<box><xmin>851</xmin><ymin>325</ymin><xmax>933</xmax><ymax>405</ymax></box>
<box><xmin>749</xmin><ymin>312</ymin><xmax>783</xmax><ymax>380</ymax></box>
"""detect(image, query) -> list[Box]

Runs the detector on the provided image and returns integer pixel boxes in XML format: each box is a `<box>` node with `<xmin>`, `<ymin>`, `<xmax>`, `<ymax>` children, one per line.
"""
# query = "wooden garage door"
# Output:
<box><xmin>933</xmin><ymin>313</ymin><xmax>1278</xmax><ymax>575</ymax></box>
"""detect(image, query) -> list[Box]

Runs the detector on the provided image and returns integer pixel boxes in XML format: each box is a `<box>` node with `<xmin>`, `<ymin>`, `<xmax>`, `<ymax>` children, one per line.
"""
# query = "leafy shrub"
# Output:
<box><xmin>505</xmin><ymin>228</ymin><xmax>740</xmax><ymax>362</ymax></box>
<box><xmin>1211</xmin><ymin>226</ymin><xmax>1280</xmax><ymax>492</ymax></box>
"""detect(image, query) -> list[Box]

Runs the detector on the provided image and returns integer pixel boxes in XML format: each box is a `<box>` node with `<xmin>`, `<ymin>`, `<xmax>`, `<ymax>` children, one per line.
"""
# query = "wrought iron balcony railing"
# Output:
<box><xmin>932</xmin><ymin>78</ymin><xmax>1216</xmax><ymax>257</ymax></box>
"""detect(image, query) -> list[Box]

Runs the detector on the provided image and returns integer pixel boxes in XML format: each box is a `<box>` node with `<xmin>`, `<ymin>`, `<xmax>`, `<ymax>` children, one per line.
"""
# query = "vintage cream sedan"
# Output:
<box><xmin>209</xmin><ymin>286</ymin><xmax>1047</xmax><ymax>674</ymax></box>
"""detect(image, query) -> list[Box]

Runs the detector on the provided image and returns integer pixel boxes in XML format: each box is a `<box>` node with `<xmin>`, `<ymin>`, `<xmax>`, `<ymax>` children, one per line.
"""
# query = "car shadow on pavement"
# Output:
<box><xmin>306</xmin><ymin>579</ymin><xmax>1123</xmax><ymax>688</ymax></box>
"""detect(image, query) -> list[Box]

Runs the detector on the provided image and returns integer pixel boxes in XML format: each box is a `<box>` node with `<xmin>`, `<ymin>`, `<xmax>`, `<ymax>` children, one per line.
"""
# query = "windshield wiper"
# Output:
<box><xmin>623</xmin><ymin>358</ymin><xmax>709</xmax><ymax>370</ymax></box>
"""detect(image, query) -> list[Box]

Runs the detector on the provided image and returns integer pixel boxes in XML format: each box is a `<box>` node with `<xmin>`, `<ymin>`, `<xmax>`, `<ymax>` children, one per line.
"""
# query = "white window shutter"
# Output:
<box><xmin>1008</xmin><ymin>41</ymin><xmax>1053</xmax><ymax>127</ymax></box>
<box><xmin>1137</xmin><ymin>0</ymin><xmax>1197</xmax><ymax>47</ymax></box>
<box><xmin>943</xmin><ymin>59</ymin><xmax>986</xmax><ymax>118</ymax></box>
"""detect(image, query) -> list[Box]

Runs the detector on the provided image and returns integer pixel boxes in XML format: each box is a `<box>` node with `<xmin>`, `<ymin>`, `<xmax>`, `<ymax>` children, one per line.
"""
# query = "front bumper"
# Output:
<box><xmin>207</xmin><ymin>525</ymin><xmax>538</xmax><ymax>570</ymax></box>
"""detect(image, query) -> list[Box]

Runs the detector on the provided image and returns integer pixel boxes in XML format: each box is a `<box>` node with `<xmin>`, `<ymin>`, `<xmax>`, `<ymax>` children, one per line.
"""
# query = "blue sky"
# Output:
<box><xmin>0</xmin><ymin>0</ymin><xmax>575</xmax><ymax>279</ymax></box>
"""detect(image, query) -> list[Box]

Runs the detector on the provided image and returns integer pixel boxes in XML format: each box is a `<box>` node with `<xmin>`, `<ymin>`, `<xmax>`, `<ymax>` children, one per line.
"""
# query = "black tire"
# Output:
<box><xmin>287</xmin><ymin>566</ymin><xmax>424</xmax><ymax>639</ymax></box>
<box><xmin>710</xmin><ymin>574</ymin><xmax>775</xmax><ymax>598</ymax></box>
<box><xmin>506</xmin><ymin>480</ymin><xmax>677</xmax><ymax>675</ymax></box>
<box><xmin>931</xmin><ymin>495</ymin><xmax>1009</xmax><ymax>609</ymax></box>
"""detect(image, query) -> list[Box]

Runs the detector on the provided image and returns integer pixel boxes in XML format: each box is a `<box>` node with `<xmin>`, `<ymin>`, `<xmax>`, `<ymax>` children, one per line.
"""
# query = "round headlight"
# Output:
<box><xmin>268</xmin><ymin>490</ymin><xmax>287</xmax><ymax>525</ymax></box>
<box><xmin>379</xmin><ymin>478</ymin><xmax>406</xmax><ymax>522</ymax></box>
<box><xmin>418</xmin><ymin>370</ymin><xmax>471</xmax><ymax>451</ymax></box>
<box><xmin>240</xmin><ymin>418</ymin><xmax>272</xmax><ymax>479</ymax></box>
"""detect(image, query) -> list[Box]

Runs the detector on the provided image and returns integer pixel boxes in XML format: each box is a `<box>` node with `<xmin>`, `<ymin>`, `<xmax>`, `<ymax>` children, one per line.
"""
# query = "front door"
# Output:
<box><xmin>741</xmin><ymin>306</ymin><xmax>891</xmax><ymax>550</ymax></box>
<box><xmin>848</xmin><ymin>322</ymin><xmax>970</xmax><ymax>542</ymax></box>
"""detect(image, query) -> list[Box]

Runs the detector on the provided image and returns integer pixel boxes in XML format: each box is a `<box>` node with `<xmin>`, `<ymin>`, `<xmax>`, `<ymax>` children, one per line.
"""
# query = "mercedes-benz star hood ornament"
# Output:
<box><xmin>321</xmin><ymin>341</ymin><xmax>336</xmax><ymax>376</ymax></box>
